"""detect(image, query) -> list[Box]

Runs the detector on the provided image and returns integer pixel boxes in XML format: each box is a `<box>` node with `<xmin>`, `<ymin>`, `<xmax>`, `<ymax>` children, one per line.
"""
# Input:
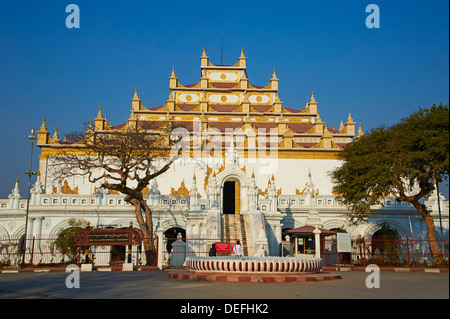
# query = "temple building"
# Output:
<box><xmin>0</xmin><ymin>49</ymin><xmax>448</xmax><ymax>266</ymax></box>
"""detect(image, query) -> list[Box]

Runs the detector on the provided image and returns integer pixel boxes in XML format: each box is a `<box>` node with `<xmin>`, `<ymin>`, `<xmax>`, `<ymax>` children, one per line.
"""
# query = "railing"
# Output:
<box><xmin>3</xmin><ymin>235</ymin><xmax>448</xmax><ymax>269</ymax></box>
<box><xmin>0</xmin><ymin>235</ymin><xmax>158</xmax><ymax>268</ymax></box>
<box><xmin>320</xmin><ymin>236</ymin><xmax>449</xmax><ymax>268</ymax></box>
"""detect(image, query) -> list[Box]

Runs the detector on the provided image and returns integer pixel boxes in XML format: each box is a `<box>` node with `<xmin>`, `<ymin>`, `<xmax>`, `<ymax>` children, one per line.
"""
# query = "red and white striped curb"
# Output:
<box><xmin>169</xmin><ymin>270</ymin><xmax>342</xmax><ymax>282</ymax></box>
<box><xmin>321</xmin><ymin>266</ymin><xmax>449</xmax><ymax>273</ymax></box>
<box><xmin>0</xmin><ymin>266</ymin><xmax>159</xmax><ymax>273</ymax></box>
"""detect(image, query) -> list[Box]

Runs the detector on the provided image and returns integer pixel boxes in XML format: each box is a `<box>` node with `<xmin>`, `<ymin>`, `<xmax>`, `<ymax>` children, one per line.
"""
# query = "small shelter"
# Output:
<box><xmin>283</xmin><ymin>226</ymin><xmax>336</xmax><ymax>257</ymax></box>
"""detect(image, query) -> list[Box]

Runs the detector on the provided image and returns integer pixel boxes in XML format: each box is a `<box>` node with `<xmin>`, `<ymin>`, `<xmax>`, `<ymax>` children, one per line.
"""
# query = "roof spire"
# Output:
<box><xmin>272</xmin><ymin>68</ymin><xmax>278</xmax><ymax>80</ymax></box>
<box><xmin>310</xmin><ymin>90</ymin><xmax>316</xmax><ymax>103</ymax></box>
<box><xmin>133</xmin><ymin>88</ymin><xmax>140</xmax><ymax>100</ymax></box>
<box><xmin>347</xmin><ymin>113</ymin><xmax>355</xmax><ymax>124</ymax></box>
<box><xmin>96</xmin><ymin>105</ymin><xmax>103</xmax><ymax>119</ymax></box>
<box><xmin>53</xmin><ymin>126</ymin><xmax>60</xmax><ymax>142</ymax></box>
<box><xmin>87</xmin><ymin>118</ymin><xmax>94</xmax><ymax>131</ymax></box>
<box><xmin>40</xmin><ymin>116</ymin><xmax>48</xmax><ymax>131</ymax></box>
<box><xmin>356</xmin><ymin>123</ymin><xmax>364</xmax><ymax>139</ymax></box>
<box><xmin>171</xmin><ymin>66</ymin><xmax>176</xmax><ymax>78</ymax></box>
<box><xmin>240</xmin><ymin>48</ymin><xmax>245</xmax><ymax>58</ymax></box>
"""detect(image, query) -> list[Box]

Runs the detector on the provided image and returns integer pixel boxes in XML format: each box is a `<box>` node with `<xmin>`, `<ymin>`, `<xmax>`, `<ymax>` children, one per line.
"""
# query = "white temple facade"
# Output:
<box><xmin>0</xmin><ymin>49</ymin><xmax>448</xmax><ymax>266</ymax></box>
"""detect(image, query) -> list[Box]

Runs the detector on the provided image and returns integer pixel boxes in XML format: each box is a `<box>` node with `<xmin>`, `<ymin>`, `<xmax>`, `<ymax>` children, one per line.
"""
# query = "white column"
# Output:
<box><xmin>313</xmin><ymin>227</ymin><xmax>321</xmax><ymax>258</ymax></box>
<box><xmin>157</xmin><ymin>228</ymin><xmax>164</xmax><ymax>270</ymax></box>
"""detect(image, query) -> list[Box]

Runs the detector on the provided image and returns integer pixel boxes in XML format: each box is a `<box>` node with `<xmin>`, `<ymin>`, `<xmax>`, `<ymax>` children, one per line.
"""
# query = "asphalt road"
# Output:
<box><xmin>0</xmin><ymin>270</ymin><xmax>448</xmax><ymax>300</ymax></box>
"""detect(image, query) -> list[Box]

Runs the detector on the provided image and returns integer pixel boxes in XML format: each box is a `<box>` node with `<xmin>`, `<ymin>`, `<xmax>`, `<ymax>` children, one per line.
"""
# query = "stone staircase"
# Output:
<box><xmin>221</xmin><ymin>214</ymin><xmax>253</xmax><ymax>257</ymax></box>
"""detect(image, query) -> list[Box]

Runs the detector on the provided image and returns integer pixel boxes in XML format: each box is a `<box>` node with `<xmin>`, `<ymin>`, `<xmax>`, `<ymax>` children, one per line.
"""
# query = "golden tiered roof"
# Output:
<box><xmin>37</xmin><ymin>48</ymin><xmax>361</xmax><ymax>159</ymax></box>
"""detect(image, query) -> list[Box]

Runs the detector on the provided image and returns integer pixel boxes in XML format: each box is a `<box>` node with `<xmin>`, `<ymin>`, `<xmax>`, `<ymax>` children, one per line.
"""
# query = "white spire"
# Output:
<box><xmin>225</xmin><ymin>134</ymin><xmax>239</xmax><ymax>167</ymax></box>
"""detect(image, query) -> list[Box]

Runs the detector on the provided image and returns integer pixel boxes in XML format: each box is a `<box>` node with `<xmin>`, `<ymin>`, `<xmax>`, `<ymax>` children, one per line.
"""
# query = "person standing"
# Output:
<box><xmin>233</xmin><ymin>240</ymin><xmax>243</xmax><ymax>257</ymax></box>
<box><xmin>209</xmin><ymin>243</ymin><xmax>217</xmax><ymax>257</ymax></box>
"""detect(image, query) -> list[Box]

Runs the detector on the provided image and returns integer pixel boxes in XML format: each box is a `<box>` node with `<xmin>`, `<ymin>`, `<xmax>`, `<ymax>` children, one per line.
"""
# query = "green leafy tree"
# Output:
<box><xmin>331</xmin><ymin>104</ymin><xmax>449</xmax><ymax>265</ymax></box>
<box><xmin>52</xmin><ymin>218</ymin><xmax>87</xmax><ymax>263</ymax></box>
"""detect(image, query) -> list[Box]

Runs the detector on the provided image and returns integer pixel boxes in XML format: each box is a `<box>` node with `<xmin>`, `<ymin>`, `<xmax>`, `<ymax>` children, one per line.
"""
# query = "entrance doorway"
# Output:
<box><xmin>223</xmin><ymin>179</ymin><xmax>240</xmax><ymax>214</ymax></box>
<box><xmin>110</xmin><ymin>245</ymin><xmax>126</xmax><ymax>265</ymax></box>
<box><xmin>371</xmin><ymin>225</ymin><xmax>399</xmax><ymax>257</ymax></box>
<box><xmin>164</xmin><ymin>227</ymin><xmax>186</xmax><ymax>254</ymax></box>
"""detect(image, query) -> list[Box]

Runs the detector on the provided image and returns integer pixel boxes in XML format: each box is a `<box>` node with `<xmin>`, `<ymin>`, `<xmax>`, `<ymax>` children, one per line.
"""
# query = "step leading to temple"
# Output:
<box><xmin>221</xmin><ymin>214</ymin><xmax>253</xmax><ymax>257</ymax></box>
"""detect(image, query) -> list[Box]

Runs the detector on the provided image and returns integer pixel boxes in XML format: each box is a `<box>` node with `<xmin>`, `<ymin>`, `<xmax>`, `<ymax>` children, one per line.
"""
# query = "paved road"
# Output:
<box><xmin>0</xmin><ymin>270</ymin><xmax>448</xmax><ymax>300</ymax></box>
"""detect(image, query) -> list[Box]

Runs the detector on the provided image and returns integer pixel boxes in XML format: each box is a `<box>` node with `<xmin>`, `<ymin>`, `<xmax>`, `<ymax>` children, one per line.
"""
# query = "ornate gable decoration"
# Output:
<box><xmin>170</xmin><ymin>180</ymin><xmax>190</xmax><ymax>195</ymax></box>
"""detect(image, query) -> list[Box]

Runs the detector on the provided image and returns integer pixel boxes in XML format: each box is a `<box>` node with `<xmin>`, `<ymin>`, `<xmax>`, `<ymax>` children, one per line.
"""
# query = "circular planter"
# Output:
<box><xmin>185</xmin><ymin>256</ymin><xmax>322</xmax><ymax>274</ymax></box>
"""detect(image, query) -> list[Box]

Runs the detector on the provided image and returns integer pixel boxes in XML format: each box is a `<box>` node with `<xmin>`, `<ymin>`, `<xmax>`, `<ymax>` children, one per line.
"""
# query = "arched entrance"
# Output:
<box><xmin>164</xmin><ymin>227</ymin><xmax>186</xmax><ymax>253</ymax></box>
<box><xmin>371</xmin><ymin>224</ymin><xmax>399</xmax><ymax>258</ymax></box>
<box><xmin>223</xmin><ymin>178</ymin><xmax>240</xmax><ymax>214</ymax></box>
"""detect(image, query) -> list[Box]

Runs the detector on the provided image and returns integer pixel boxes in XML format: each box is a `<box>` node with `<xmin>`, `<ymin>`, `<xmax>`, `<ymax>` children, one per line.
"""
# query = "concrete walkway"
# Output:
<box><xmin>0</xmin><ymin>268</ymin><xmax>448</xmax><ymax>299</ymax></box>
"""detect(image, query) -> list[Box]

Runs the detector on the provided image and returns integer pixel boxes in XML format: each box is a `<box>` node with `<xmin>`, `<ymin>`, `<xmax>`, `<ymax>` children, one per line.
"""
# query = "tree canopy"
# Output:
<box><xmin>50</xmin><ymin>121</ymin><xmax>180</xmax><ymax>265</ymax></box>
<box><xmin>331</xmin><ymin>103</ymin><xmax>449</xmax><ymax>264</ymax></box>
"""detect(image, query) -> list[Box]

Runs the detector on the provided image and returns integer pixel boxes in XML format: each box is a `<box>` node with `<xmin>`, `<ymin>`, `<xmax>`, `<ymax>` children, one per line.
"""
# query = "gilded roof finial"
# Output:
<box><xmin>53</xmin><ymin>126</ymin><xmax>60</xmax><ymax>142</ymax></box>
<box><xmin>323</xmin><ymin>123</ymin><xmax>332</xmax><ymax>136</ymax></box>
<box><xmin>171</xmin><ymin>66</ymin><xmax>176</xmax><ymax>78</ymax></box>
<box><xmin>356</xmin><ymin>123</ymin><xmax>364</xmax><ymax>138</ymax></box>
<box><xmin>133</xmin><ymin>88</ymin><xmax>140</xmax><ymax>100</ymax></box>
<box><xmin>96</xmin><ymin>105</ymin><xmax>103</xmax><ymax>119</ymax></box>
<box><xmin>87</xmin><ymin>118</ymin><xmax>94</xmax><ymax>131</ymax></box>
<box><xmin>129</xmin><ymin>109</ymin><xmax>136</xmax><ymax>121</ymax></box>
<box><xmin>240</xmin><ymin>48</ymin><xmax>245</xmax><ymax>58</ymax></box>
<box><xmin>347</xmin><ymin>113</ymin><xmax>355</xmax><ymax>124</ymax></box>
<box><xmin>272</xmin><ymin>69</ymin><xmax>278</xmax><ymax>80</ymax></box>
<box><xmin>40</xmin><ymin>116</ymin><xmax>48</xmax><ymax>131</ymax></box>
<box><xmin>310</xmin><ymin>90</ymin><xmax>316</xmax><ymax>103</ymax></box>
<box><xmin>316</xmin><ymin>112</ymin><xmax>322</xmax><ymax>123</ymax></box>
<box><xmin>202</xmin><ymin>47</ymin><xmax>207</xmax><ymax>57</ymax></box>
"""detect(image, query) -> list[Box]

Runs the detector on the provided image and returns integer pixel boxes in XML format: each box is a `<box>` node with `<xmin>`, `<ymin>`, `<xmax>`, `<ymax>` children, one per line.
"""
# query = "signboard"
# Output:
<box><xmin>215</xmin><ymin>242</ymin><xmax>230</xmax><ymax>253</ymax></box>
<box><xmin>337</xmin><ymin>233</ymin><xmax>352</xmax><ymax>253</ymax></box>
<box><xmin>74</xmin><ymin>228</ymin><xmax>143</xmax><ymax>246</ymax></box>
<box><xmin>88</xmin><ymin>232</ymin><xmax>130</xmax><ymax>244</ymax></box>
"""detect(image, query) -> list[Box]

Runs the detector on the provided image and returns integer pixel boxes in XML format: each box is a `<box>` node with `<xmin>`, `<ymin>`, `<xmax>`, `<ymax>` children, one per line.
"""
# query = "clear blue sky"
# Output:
<box><xmin>0</xmin><ymin>0</ymin><xmax>448</xmax><ymax>198</ymax></box>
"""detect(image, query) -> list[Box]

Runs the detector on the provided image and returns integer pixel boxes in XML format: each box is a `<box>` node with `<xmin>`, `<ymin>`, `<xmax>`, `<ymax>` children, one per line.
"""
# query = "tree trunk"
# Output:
<box><xmin>412</xmin><ymin>201</ymin><xmax>443</xmax><ymax>265</ymax></box>
<box><xmin>141</xmin><ymin>201</ymin><xmax>157</xmax><ymax>265</ymax></box>
<box><xmin>125</xmin><ymin>196</ymin><xmax>156</xmax><ymax>265</ymax></box>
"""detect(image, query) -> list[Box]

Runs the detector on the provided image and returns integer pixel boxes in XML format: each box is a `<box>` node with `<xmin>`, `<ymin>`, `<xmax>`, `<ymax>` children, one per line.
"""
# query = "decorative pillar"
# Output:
<box><xmin>313</xmin><ymin>227</ymin><xmax>321</xmax><ymax>258</ymax></box>
<box><xmin>8</xmin><ymin>178</ymin><xmax>21</xmax><ymax>210</ymax></box>
<box><xmin>189</xmin><ymin>173</ymin><xmax>200</xmax><ymax>211</ymax></box>
<box><xmin>157</xmin><ymin>227</ymin><xmax>164</xmax><ymax>270</ymax></box>
<box><xmin>148</xmin><ymin>179</ymin><xmax>161</xmax><ymax>206</ymax></box>
<box><xmin>32</xmin><ymin>216</ymin><xmax>43</xmax><ymax>249</ymax></box>
<box><xmin>30</xmin><ymin>173</ymin><xmax>44</xmax><ymax>205</ymax></box>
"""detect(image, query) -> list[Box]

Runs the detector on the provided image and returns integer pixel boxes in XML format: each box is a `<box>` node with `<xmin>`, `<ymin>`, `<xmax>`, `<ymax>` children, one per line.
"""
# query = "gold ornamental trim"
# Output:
<box><xmin>170</xmin><ymin>180</ymin><xmax>190</xmax><ymax>195</ymax></box>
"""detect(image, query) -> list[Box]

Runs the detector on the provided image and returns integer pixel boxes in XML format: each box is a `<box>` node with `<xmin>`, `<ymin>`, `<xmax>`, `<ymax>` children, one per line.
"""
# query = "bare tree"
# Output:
<box><xmin>50</xmin><ymin>120</ymin><xmax>180</xmax><ymax>264</ymax></box>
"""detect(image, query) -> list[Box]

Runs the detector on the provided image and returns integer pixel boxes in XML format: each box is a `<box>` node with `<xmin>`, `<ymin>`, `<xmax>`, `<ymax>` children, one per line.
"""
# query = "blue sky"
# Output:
<box><xmin>0</xmin><ymin>0</ymin><xmax>448</xmax><ymax>198</ymax></box>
